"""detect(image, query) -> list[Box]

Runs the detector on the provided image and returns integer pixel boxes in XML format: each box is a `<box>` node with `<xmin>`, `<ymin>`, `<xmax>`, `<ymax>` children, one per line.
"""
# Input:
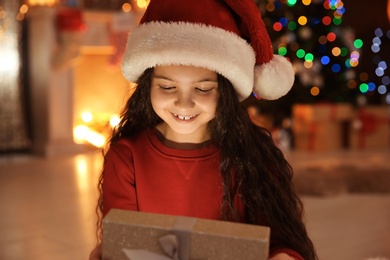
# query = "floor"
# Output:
<box><xmin>0</xmin><ymin>149</ymin><xmax>389</xmax><ymax>260</ymax></box>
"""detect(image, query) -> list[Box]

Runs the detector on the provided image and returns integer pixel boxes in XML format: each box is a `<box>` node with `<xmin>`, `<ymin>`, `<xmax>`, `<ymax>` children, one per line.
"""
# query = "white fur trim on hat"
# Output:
<box><xmin>122</xmin><ymin>21</ymin><xmax>256</xmax><ymax>101</ymax></box>
<box><xmin>253</xmin><ymin>55</ymin><xmax>295</xmax><ymax>100</ymax></box>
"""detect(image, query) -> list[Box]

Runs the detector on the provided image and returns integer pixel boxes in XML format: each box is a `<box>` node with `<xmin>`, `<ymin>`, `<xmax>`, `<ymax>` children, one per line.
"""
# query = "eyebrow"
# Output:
<box><xmin>153</xmin><ymin>74</ymin><xmax>218</xmax><ymax>83</ymax></box>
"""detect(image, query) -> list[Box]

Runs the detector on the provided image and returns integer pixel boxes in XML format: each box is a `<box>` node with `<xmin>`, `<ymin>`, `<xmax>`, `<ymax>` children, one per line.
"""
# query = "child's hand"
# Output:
<box><xmin>89</xmin><ymin>243</ymin><xmax>102</xmax><ymax>260</ymax></box>
<box><xmin>269</xmin><ymin>253</ymin><xmax>295</xmax><ymax>260</ymax></box>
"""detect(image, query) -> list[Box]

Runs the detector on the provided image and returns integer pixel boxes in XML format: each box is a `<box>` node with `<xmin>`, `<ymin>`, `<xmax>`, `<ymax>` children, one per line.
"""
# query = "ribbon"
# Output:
<box><xmin>295</xmin><ymin>103</ymin><xmax>339</xmax><ymax>123</ymax></box>
<box><xmin>122</xmin><ymin>216</ymin><xmax>197</xmax><ymax>260</ymax></box>
<box><xmin>123</xmin><ymin>248</ymin><xmax>172</xmax><ymax>260</ymax></box>
<box><xmin>294</xmin><ymin>104</ymin><xmax>346</xmax><ymax>151</ymax></box>
<box><xmin>357</xmin><ymin>110</ymin><xmax>389</xmax><ymax>149</ymax></box>
<box><xmin>307</xmin><ymin>122</ymin><xmax>318</xmax><ymax>151</ymax></box>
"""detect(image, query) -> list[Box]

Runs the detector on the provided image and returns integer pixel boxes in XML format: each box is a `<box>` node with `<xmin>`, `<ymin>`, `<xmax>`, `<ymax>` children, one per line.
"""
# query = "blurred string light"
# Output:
<box><xmin>260</xmin><ymin>0</ymin><xmax>390</xmax><ymax>104</ymax></box>
<box><xmin>122</xmin><ymin>2</ymin><xmax>132</xmax><ymax>12</ymax></box>
<box><xmin>265</xmin><ymin>0</ymin><xmax>361</xmax><ymax>92</ymax></box>
<box><xmin>358</xmin><ymin>27</ymin><xmax>390</xmax><ymax>104</ymax></box>
<box><xmin>287</xmin><ymin>0</ymin><xmax>298</xmax><ymax>7</ymax></box>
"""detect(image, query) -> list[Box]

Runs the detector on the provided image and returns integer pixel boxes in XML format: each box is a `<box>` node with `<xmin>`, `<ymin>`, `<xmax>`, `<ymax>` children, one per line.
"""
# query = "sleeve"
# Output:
<box><xmin>102</xmin><ymin>140</ymin><xmax>138</xmax><ymax>216</ymax></box>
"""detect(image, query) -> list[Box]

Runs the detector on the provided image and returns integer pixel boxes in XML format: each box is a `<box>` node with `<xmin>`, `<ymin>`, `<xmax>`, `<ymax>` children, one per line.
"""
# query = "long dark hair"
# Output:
<box><xmin>97</xmin><ymin>68</ymin><xmax>317</xmax><ymax>259</ymax></box>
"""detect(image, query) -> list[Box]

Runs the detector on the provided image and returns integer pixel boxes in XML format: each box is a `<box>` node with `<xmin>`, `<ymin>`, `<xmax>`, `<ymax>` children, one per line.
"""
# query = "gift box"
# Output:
<box><xmin>293</xmin><ymin>103</ymin><xmax>353</xmax><ymax>123</ymax></box>
<box><xmin>293</xmin><ymin>120</ymin><xmax>342</xmax><ymax>151</ymax></box>
<box><xmin>102</xmin><ymin>209</ymin><xmax>270</xmax><ymax>260</ymax></box>
<box><xmin>350</xmin><ymin>106</ymin><xmax>390</xmax><ymax>149</ymax></box>
<box><xmin>292</xmin><ymin>103</ymin><xmax>353</xmax><ymax>151</ymax></box>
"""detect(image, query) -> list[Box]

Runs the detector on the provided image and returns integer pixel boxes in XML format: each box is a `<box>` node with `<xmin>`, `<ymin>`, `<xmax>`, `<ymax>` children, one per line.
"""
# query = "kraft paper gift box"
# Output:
<box><xmin>293</xmin><ymin>103</ymin><xmax>353</xmax><ymax>122</ymax></box>
<box><xmin>292</xmin><ymin>103</ymin><xmax>353</xmax><ymax>151</ymax></box>
<box><xmin>102</xmin><ymin>209</ymin><xmax>270</xmax><ymax>260</ymax></box>
<box><xmin>350</xmin><ymin>106</ymin><xmax>390</xmax><ymax>149</ymax></box>
<box><xmin>293</xmin><ymin>121</ymin><xmax>342</xmax><ymax>151</ymax></box>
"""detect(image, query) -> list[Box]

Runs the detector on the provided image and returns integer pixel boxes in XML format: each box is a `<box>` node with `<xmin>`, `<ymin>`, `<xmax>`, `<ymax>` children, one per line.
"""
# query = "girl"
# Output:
<box><xmin>91</xmin><ymin>0</ymin><xmax>317</xmax><ymax>259</ymax></box>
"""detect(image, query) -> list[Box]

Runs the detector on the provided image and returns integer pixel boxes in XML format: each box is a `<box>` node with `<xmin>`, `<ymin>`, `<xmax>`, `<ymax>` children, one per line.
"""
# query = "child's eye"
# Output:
<box><xmin>159</xmin><ymin>85</ymin><xmax>175</xmax><ymax>92</ymax></box>
<box><xmin>196</xmin><ymin>87</ymin><xmax>213</xmax><ymax>93</ymax></box>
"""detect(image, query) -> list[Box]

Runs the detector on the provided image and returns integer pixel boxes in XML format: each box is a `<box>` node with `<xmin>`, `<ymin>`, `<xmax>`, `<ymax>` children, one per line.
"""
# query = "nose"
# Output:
<box><xmin>174</xmin><ymin>91</ymin><xmax>195</xmax><ymax>108</ymax></box>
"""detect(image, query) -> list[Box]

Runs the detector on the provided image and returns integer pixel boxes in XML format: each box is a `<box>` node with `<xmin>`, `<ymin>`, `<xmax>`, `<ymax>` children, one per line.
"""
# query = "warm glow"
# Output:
<box><xmin>109</xmin><ymin>115</ymin><xmax>121</xmax><ymax>128</ymax></box>
<box><xmin>74</xmin><ymin>112</ymin><xmax>120</xmax><ymax>147</ymax></box>
<box><xmin>16</xmin><ymin>13</ymin><xmax>25</xmax><ymax>21</ymax></box>
<box><xmin>332</xmin><ymin>47</ymin><xmax>341</xmax><ymax>56</ymax></box>
<box><xmin>26</xmin><ymin>0</ymin><xmax>58</xmax><ymax>6</ymax></box>
<box><xmin>0</xmin><ymin>49</ymin><xmax>19</xmax><ymax>73</ymax></box>
<box><xmin>310</xmin><ymin>86</ymin><xmax>320</xmax><ymax>96</ymax></box>
<box><xmin>85</xmin><ymin>131</ymin><xmax>105</xmax><ymax>148</ymax></box>
<box><xmin>388</xmin><ymin>0</ymin><xmax>390</xmax><ymax>23</ymax></box>
<box><xmin>349</xmin><ymin>58</ymin><xmax>359</xmax><ymax>67</ymax></box>
<box><xmin>73</xmin><ymin>125</ymin><xmax>105</xmax><ymax>148</ymax></box>
<box><xmin>136</xmin><ymin>0</ymin><xmax>150</xmax><ymax>8</ymax></box>
<box><xmin>20</xmin><ymin>4</ymin><xmax>29</xmax><ymax>14</ymax></box>
<box><xmin>0</xmin><ymin>9</ymin><xmax>6</xmax><ymax>19</ymax></box>
<box><xmin>298</xmin><ymin>16</ymin><xmax>308</xmax><ymax>26</ymax></box>
<box><xmin>76</xmin><ymin>156</ymin><xmax>87</xmax><ymax>175</ymax></box>
<box><xmin>75</xmin><ymin>155</ymin><xmax>88</xmax><ymax>192</ymax></box>
<box><xmin>0</xmin><ymin>6</ymin><xmax>20</xmax><ymax>79</ymax></box>
<box><xmin>74</xmin><ymin>125</ymin><xmax>89</xmax><ymax>144</ymax></box>
<box><xmin>266</xmin><ymin>2</ymin><xmax>275</xmax><ymax>12</ymax></box>
<box><xmin>304</xmin><ymin>61</ymin><xmax>313</xmax><ymax>68</ymax></box>
<box><xmin>122</xmin><ymin>3</ymin><xmax>132</xmax><ymax>12</ymax></box>
<box><xmin>81</xmin><ymin>112</ymin><xmax>93</xmax><ymax>123</ymax></box>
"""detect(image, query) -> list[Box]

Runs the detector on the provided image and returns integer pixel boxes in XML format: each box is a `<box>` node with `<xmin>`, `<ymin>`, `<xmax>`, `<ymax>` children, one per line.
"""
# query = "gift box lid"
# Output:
<box><xmin>103</xmin><ymin>209</ymin><xmax>270</xmax><ymax>260</ymax></box>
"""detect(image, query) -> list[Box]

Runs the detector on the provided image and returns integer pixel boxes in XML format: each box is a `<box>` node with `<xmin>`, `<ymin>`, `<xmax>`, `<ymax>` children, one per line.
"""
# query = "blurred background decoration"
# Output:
<box><xmin>252</xmin><ymin>0</ymin><xmax>390</xmax><ymax>107</ymax></box>
<box><xmin>0</xmin><ymin>0</ymin><xmax>31</xmax><ymax>152</ymax></box>
<box><xmin>0</xmin><ymin>0</ymin><xmax>148</xmax><ymax>155</ymax></box>
<box><xmin>248</xmin><ymin>0</ymin><xmax>390</xmax><ymax>152</ymax></box>
<box><xmin>257</xmin><ymin>0</ymin><xmax>362</xmax><ymax>104</ymax></box>
<box><xmin>388</xmin><ymin>0</ymin><xmax>390</xmax><ymax>23</ymax></box>
<box><xmin>26</xmin><ymin>0</ymin><xmax>59</xmax><ymax>6</ymax></box>
<box><xmin>0</xmin><ymin>0</ymin><xmax>389</xmax><ymax>155</ymax></box>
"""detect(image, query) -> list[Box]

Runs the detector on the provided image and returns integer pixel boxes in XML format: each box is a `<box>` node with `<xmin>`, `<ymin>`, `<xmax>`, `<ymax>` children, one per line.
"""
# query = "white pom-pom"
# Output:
<box><xmin>253</xmin><ymin>55</ymin><xmax>295</xmax><ymax>100</ymax></box>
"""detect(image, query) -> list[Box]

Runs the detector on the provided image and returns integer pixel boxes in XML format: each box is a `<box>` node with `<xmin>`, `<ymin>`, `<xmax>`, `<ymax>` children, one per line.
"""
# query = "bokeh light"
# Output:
<box><xmin>386</xmin><ymin>93</ymin><xmax>390</xmax><ymax>104</ymax></box>
<box><xmin>359</xmin><ymin>83</ymin><xmax>369</xmax><ymax>93</ymax></box>
<box><xmin>321</xmin><ymin>55</ymin><xmax>330</xmax><ymax>65</ymax></box>
<box><xmin>298</xmin><ymin>16</ymin><xmax>308</xmax><ymax>25</ymax></box>
<box><xmin>354</xmin><ymin>39</ymin><xmax>364</xmax><ymax>48</ymax></box>
<box><xmin>262</xmin><ymin>0</ymin><xmax>388</xmax><ymax>100</ymax></box>
<box><xmin>378</xmin><ymin>85</ymin><xmax>387</xmax><ymax>95</ymax></box>
<box><xmin>310</xmin><ymin>86</ymin><xmax>320</xmax><ymax>96</ymax></box>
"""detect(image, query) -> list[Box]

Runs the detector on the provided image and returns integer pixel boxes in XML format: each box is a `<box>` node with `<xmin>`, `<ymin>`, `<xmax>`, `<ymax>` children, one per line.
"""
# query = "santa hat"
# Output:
<box><xmin>122</xmin><ymin>0</ymin><xmax>295</xmax><ymax>101</ymax></box>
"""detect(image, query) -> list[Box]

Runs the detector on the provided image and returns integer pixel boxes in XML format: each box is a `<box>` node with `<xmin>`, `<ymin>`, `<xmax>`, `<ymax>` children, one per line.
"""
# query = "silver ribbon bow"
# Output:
<box><xmin>123</xmin><ymin>217</ymin><xmax>197</xmax><ymax>260</ymax></box>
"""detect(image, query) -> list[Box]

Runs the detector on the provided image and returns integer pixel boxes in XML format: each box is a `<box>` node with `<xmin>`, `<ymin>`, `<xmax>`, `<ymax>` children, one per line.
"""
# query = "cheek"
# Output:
<box><xmin>197</xmin><ymin>94</ymin><xmax>219</xmax><ymax>115</ymax></box>
<box><xmin>150</xmin><ymin>90</ymin><xmax>166</xmax><ymax>110</ymax></box>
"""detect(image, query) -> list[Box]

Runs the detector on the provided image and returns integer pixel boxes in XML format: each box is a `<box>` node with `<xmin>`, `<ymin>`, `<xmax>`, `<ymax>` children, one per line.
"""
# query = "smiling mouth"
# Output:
<box><xmin>173</xmin><ymin>113</ymin><xmax>196</xmax><ymax>121</ymax></box>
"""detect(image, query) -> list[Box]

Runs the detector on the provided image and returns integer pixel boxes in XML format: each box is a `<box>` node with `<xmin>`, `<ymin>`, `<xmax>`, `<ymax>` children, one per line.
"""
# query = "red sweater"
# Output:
<box><xmin>102</xmin><ymin>128</ymin><xmax>303</xmax><ymax>259</ymax></box>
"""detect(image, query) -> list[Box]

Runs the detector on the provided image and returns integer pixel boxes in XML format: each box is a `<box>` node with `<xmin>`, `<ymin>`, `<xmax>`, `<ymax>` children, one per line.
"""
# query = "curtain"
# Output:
<box><xmin>0</xmin><ymin>0</ymin><xmax>31</xmax><ymax>152</ymax></box>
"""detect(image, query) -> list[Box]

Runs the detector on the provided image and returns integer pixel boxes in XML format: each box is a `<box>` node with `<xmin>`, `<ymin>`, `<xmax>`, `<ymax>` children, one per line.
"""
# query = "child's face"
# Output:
<box><xmin>150</xmin><ymin>65</ymin><xmax>219</xmax><ymax>143</ymax></box>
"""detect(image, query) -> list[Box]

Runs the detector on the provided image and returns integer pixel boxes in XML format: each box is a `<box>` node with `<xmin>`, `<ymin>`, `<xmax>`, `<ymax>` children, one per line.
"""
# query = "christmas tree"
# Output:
<box><xmin>246</xmin><ymin>0</ymin><xmax>363</xmax><ymax>124</ymax></box>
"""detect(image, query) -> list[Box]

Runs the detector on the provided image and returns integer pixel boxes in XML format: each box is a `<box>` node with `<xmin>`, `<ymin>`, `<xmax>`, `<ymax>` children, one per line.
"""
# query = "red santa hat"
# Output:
<box><xmin>122</xmin><ymin>0</ymin><xmax>295</xmax><ymax>101</ymax></box>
